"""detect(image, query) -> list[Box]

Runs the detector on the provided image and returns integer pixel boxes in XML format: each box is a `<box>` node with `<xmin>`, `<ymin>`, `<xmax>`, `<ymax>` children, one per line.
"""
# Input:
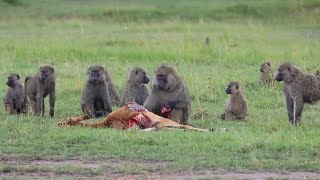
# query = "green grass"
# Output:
<box><xmin>0</xmin><ymin>0</ymin><xmax>320</xmax><ymax>175</ymax></box>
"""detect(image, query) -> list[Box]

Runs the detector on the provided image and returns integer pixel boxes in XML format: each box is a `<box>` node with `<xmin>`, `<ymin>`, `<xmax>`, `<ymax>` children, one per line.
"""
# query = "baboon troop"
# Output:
<box><xmin>143</xmin><ymin>64</ymin><xmax>191</xmax><ymax>125</ymax></box>
<box><xmin>221</xmin><ymin>82</ymin><xmax>247</xmax><ymax>121</ymax></box>
<box><xmin>3</xmin><ymin>73</ymin><xmax>26</xmax><ymax>114</ymax></box>
<box><xmin>120</xmin><ymin>67</ymin><xmax>150</xmax><ymax>106</ymax></box>
<box><xmin>81</xmin><ymin>65</ymin><xmax>112</xmax><ymax>118</ymax></box>
<box><xmin>4</xmin><ymin>61</ymin><xmax>320</xmax><ymax>126</ymax></box>
<box><xmin>25</xmin><ymin>66</ymin><xmax>56</xmax><ymax>117</ymax></box>
<box><xmin>104</xmin><ymin>69</ymin><xmax>121</xmax><ymax>106</ymax></box>
<box><xmin>275</xmin><ymin>63</ymin><xmax>320</xmax><ymax>124</ymax></box>
<box><xmin>260</xmin><ymin>61</ymin><xmax>274</xmax><ymax>86</ymax></box>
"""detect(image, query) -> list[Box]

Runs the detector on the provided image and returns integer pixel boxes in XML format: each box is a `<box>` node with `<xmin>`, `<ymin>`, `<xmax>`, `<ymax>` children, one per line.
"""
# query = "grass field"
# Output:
<box><xmin>0</xmin><ymin>0</ymin><xmax>320</xmax><ymax>178</ymax></box>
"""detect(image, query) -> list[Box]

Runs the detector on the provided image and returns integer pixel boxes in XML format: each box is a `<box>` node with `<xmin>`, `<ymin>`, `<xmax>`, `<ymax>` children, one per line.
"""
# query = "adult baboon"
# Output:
<box><xmin>105</xmin><ymin>69</ymin><xmax>121</xmax><ymax>106</ymax></box>
<box><xmin>143</xmin><ymin>64</ymin><xmax>191</xmax><ymax>125</ymax></box>
<box><xmin>275</xmin><ymin>63</ymin><xmax>320</xmax><ymax>124</ymax></box>
<box><xmin>25</xmin><ymin>66</ymin><xmax>55</xmax><ymax>117</ymax></box>
<box><xmin>260</xmin><ymin>61</ymin><xmax>274</xmax><ymax>86</ymax></box>
<box><xmin>221</xmin><ymin>82</ymin><xmax>248</xmax><ymax>120</ymax></box>
<box><xmin>3</xmin><ymin>73</ymin><xmax>26</xmax><ymax>114</ymax></box>
<box><xmin>120</xmin><ymin>67</ymin><xmax>150</xmax><ymax>106</ymax></box>
<box><xmin>81</xmin><ymin>65</ymin><xmax>112</xmax><ymax>118</ymax></box>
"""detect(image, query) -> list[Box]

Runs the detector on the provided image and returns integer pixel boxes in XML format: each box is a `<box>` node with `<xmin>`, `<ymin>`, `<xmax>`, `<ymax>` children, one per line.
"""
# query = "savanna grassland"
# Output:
<box><xmin>0</xmin><ymin>0</ymin><xmax>320</xmax><ymax>178</ymax></box>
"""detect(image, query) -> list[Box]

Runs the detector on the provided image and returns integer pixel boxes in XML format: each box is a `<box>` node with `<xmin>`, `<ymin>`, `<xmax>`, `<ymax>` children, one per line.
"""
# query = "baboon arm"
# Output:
<box><xmin>285</xmin><ymin>94</ymin><xmax>294</xmax><ymax>121</ymax></box>
<box><xmin>143</xmin><ymin>95</ymin><xmax>157</xmax><ymax>112</ymax></box>
<box><xmin>49</xmin><ymin>89</ymin><xmax>56</xmax><ymax>117</ymax></box>
<box><xmin>83</xmin><ymin>98</ymin><xmax>95</xmax><ymax>117</ymax></box>
<box><xmin>294</xmin><ymin>96</ymin><xmax>304</xmax><ymax>123</ymax></box>
<box><xmin>36</xmin><ymin>88</ymin><xmax>44</xmax><ymax>115</ymax></box>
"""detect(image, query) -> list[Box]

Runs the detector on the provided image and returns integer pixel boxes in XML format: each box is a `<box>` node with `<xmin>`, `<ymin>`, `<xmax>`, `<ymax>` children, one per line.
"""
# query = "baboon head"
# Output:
<box><xmin>6</xmin><ymin>73</ymin><xmax>20</xmax><ymax>87</ymax></box>
<box><xmin>225</xmin><ymin>82</ymin><xmax>241</xmax><ymax>95</ymax></box>
<box><xmin>87</xmin><ymin>65</ymin><xmax>106</xmax><ymax>83</ymax></box>
<box><xmin>153</xmin><ymin>64</ymin><xmax>179</xmax><ymax>91</ymax></box>
<box><xmin>260</xmin><ymin>61</ymin><xmax>272</xmax><ymax>72</ymax></box>
<box><xmin>39</xmin><ymin>66</ymin><xmax>54</xmax><ymax>81</ymax></box>
<box><xmin>275</xmin><ymin>63</ymin><xmax>303</xmax><ymax>83</ymax></box>
<box><xmin>129</xmin><ymin>67</ymin><xmax>150</xmax><ymax>85</ymax></box>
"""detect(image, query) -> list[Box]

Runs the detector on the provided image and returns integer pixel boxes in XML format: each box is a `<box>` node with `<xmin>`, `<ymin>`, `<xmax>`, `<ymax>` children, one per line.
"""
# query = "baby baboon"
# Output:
<box><xmin>260</xmin><ymin>61</ymin><xmax>274</xmax><ymax>86</ymax></box>
<box><xmin>221</xmin><ymin>82</ymin><xmax>247</xmax><ymax>121</ymax></box>
<box><xmin>143</xmin><ymin>64</ymin><xmax>191</xmax><ymax>125</ymax></box>
<box><xmin>120</xmin><ymin>67</ymin><xmax>150</xmax><ymax>106</ymax></box>
<box><xmin>3</xmin><ymin>73</ymin><xmax>26</xmax><ymax>114</ymax></box>
<box><xmin>275</xmin><ymin>63</ymin><xmax>320</xmax><ymax>124</ymax></box>
<box><xmin>25</xmin><ymin>66</ymin><xmax>55</xmax><ymax>117</ymax></box>
<box><xmin>104</xmin><ymin>69</ymin><xmax>121</xmax><ymax>106</ymax></box>
<box><xmin>81</xmin><ymin>65</ymin><xmax>112</xmax><ymax>118</ymax></box>
<box><xmin>205</xmin><ymin>36</ymin><xmax>210</xmax><ymax>46</ymax></box>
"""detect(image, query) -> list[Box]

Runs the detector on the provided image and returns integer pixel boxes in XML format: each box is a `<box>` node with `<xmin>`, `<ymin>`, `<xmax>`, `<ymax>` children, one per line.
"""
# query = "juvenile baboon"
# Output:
<box><xmin>221</xmin><ymin>82</ymin><xmax>248</xmax><ymax>121</ymax></box>
<box><xmin>260</xmin><ymin>61</ymin><xmax>274</xmax><ymax>86</ymax></box>
<box><xmin>143</xmin><ymin>64</ymin><xmax>191</xmax><ymax>125</ymax></box>
<box><xmin>81</xmin><ymin>65</ymin><xmax>112</xmax><ymax>118</ymax></box>
<box><xmin>205</xmin><ymin>36</ymin><xmax>210</xmax><ymax>46</ymax></box>
<box><xmin>3</xmin><ymin>73</ymin><xmax>26</xmax><ymax>114</ymax></box>
<box><xmin>120</xmin><ymin>67</ymin><xmax>150</xmax><ymax>106</ymax></box>
<box><xmin>25</xmin><ymin>66</ymin><xmax>55</xmax><ymax>117</ymax></box>
<box><xmin>275</xmin><ymin>63</ymin><xmax>320</xmax><ymax>124</ymax></box>
<box><xmin>104</xmin><ymin>69</ymin><xmax>121</xmax><ymax>106</ymax></box>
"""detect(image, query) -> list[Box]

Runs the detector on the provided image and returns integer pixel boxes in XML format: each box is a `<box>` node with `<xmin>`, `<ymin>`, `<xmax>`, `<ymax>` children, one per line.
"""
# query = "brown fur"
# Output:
<box><xmin>120</xmin><ymin>67</ymin><xmax>150</xmax><ymax>106</ymax></box>
<box><xmin>143</xmin><ymin>64</ymin><xmax>191</xmax><ymax>125</ymax></box>
<box><xmin>105</xmin><ymin>69</ymin><xmax>121</xmax><ymax>106</ymax></box>
<box><xmin>3</xmin><ymin>73</ymin><xmax>26</xmax><ymax>114</ymax></box>
<box><xmin>25</xmin><ymin>66</ymin><xmax>55</xmax><ymax>117</ymax></box>
<box><xmin>260</xmin><ymin>61</ymin><xmax>274</xmax><ymax>86</ymax></box>
<box><xmin>221</xmin><ymin>82</ymin><xmax>247</xmax><ymax>120</ymax></box>
<box><xmin>81</xmin><ymin>66</ymin><xmax>112</xmax><ymax>118</ymax></box>
<box><xmin>275</xmin><ymin>63</ymin><xmax>320</xmax><ymax>124</ymax></box>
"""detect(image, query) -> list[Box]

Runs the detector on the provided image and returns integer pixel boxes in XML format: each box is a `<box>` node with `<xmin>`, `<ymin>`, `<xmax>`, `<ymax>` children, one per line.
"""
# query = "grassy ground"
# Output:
<box><xmin>0</xmin><ymin>0</ymin><xmax>320</xmax><ymax>177</ymax></box>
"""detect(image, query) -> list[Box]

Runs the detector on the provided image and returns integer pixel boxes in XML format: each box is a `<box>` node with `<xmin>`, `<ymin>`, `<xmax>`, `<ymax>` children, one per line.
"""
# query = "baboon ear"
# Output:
<box><xmin>16</xmin><ymin>74</ymin><xmax>20</xmax><ymax>80</ymax></box>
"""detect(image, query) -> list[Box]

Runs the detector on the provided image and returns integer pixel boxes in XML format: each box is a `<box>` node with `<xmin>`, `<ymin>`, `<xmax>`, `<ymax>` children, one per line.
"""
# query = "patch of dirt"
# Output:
<box><xmin>1</xmin><ymin>158</ymin><xmax>320</xmax><ymax>179</ymax></box>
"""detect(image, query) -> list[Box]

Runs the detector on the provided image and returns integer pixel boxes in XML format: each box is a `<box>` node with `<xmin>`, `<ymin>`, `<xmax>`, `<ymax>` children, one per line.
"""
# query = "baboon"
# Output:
<box><xmin>143</xmin><ymin>64</ymin><xmax>191</xmax><ymax>125</ymax></box>
<box><xmin>205</xmin><ymin>36</ymin><xmax>210</xmax><ymax>46</ymax></box>
<box><xmin>3</xmin><ymin>73</ymin><xmax>26</xmax><ymax>114</ymax></box>
<box><xmin>81</xmin><ymin>65</ymin><xmax>112</xmax><ymax>118</ymax></box>
<box><xmin>120</xmin><ymin>67</ymin><xmax>150</xmax><ymax>106</ymax></box>
<box><xmin>105</xmin><ymin>69</ymin><xmax>121</xmax><ymax>106</ymax></box>
<box><xmin>221</xmin><ymin>82</ymin><xmax>247</xmax><ymax>121</ymax></box>
<box><xmin>275</xmin><ymin>63</ymin><xmax>320</xmax><ymax>124</ymax></box>
<box><xmin>25</xmin><ymin>66</ymin><xmax>55</xmax><ymax>117</ymax></box>
<box><xmin>260</xmin><ymin>61</ymin><xmax>274</xmax><ymax>86</ymax></box>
